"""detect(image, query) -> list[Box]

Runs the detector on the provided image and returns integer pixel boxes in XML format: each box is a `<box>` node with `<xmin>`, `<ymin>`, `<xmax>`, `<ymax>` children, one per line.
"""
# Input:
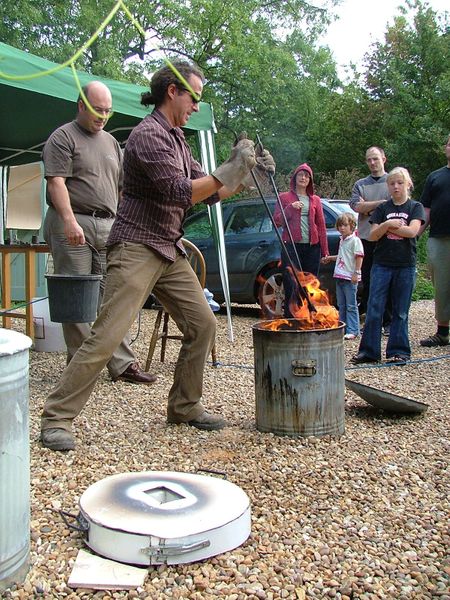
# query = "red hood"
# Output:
<box><xmin>290</xmin><ymin>163</ymin><xmax>315</xmax><ymax>196</ymax></box>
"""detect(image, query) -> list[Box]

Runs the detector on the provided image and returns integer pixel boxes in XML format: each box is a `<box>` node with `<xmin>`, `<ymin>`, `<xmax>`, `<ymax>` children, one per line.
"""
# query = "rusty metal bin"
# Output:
<box><xmin>253</xmin><ymin>320</ymin><xmax>345</xmax><ymax>437</ymax></box>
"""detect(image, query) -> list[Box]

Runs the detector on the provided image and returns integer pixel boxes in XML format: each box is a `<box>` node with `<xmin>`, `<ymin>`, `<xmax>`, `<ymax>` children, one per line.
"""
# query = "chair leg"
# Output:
<box><xmin>211</xmin><ymin>343</ymin><xmax>218</xmax><ymax>367</ymax></box>
<box><xmin>160</xmin><ymin>312</ymin><xmax>170</xmax><ymax>362</ymax></box>
<box><xmin>146</xmin><ymin>309</ymin><xmax>163</xmax><ymax>371</ymax></box>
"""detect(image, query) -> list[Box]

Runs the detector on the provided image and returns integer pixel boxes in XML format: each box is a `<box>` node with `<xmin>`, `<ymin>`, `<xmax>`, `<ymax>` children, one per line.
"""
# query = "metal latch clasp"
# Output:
<box><xmin>292</xmin><ymin>359</ymin><xmax>316</xmax><ymax>377</ymax></box>
<box><xmin>140</xmin><ymin>538</ymin><xmax>210</xmax><ymax>562</ymax></box>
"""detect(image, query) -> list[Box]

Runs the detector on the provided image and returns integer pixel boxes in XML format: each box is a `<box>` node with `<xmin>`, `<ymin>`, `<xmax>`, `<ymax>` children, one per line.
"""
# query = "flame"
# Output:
<box><xmin>261</xmin><ymin>268</ymin><xmax>339</xmax><ymax>331</ymax></box>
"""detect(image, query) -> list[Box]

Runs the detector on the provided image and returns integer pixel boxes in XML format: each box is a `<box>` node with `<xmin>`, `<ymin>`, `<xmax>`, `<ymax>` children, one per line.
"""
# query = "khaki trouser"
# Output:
<box><xmin>44</xmin><ymin>208</ymin><xmax>135</xmax><ymax>377</ymax></box>
<box><xmin>427</xmin><ymin>236</ymin><xmax>450</xmax><ymax>323</ymax></box>
<box><xmin>41</xmin><ymin>242</ymin><xmax>216</xmax><ymax>431</ymax></box>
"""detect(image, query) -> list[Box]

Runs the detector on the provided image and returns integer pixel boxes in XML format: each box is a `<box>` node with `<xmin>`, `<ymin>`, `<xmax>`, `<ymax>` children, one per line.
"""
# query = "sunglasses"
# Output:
<box><xmin>181</xmin><ymin>89</ymin><xmax>201</xmax><ymax>104</ymax></box>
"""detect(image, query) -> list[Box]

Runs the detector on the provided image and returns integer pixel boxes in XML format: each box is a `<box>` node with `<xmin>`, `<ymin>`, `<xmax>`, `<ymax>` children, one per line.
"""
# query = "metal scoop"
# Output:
<box><xmin>345</xmin><ymin>378</ymin><xmax>429</xmax><ymax>414</ymax></box>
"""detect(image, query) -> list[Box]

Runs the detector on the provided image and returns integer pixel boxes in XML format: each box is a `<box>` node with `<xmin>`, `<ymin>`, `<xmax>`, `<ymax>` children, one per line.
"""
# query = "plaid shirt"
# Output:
<box><xmin>107</xmin><ymin>109</ymin><xmax>219</xmax><ymax>260</ymax></box>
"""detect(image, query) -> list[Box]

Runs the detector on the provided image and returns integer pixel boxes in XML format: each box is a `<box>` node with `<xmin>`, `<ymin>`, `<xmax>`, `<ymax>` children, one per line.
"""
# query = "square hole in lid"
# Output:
<box><xmin>144</xmin><ymin>486</ymin><xmax>185</xmax><ymax>505</ymax></box>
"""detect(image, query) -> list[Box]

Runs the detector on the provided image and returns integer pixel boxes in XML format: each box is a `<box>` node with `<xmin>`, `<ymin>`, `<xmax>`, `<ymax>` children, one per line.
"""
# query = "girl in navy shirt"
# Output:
<box><xmin>352</xmin><ymin>167</ymin><xmax>425</xmax><ymax>364</ymax></box>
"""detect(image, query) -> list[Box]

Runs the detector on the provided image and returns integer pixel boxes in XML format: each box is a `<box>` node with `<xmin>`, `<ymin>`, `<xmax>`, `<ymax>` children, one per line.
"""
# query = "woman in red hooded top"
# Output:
<box><xmin>273</xmin><ymin>163</ymin><xmax>329</xmax><ymax>317</ymax></box>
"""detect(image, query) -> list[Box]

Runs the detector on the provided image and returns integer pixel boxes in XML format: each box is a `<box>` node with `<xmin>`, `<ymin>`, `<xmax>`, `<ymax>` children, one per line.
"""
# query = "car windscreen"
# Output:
<box><xmin>225</xmin><ymin>204</ymin><xmax>275</xmax><ymax>235</ymax></box>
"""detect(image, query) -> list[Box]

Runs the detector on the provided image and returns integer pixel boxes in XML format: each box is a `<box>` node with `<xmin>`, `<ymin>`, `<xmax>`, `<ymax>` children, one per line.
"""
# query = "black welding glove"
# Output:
<box><xmin>212</xmin><ymin>132</ymin><xmax>257</xmax><ymax>191</ymax></box>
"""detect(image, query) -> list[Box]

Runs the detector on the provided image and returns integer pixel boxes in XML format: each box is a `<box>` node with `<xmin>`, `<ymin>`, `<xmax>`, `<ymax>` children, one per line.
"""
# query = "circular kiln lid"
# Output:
<box><xmin>79</xmin><ymin>471</ymin><xmax>250</xmax><ymax>538</ymax></box>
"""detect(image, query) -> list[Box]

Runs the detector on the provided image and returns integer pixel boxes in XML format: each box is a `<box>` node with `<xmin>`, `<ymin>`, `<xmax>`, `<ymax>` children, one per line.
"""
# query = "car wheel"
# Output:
<box><xmin>258</xmin><ymin>267</ymin><xmax>285</xmax><ymax>319</ymax></box>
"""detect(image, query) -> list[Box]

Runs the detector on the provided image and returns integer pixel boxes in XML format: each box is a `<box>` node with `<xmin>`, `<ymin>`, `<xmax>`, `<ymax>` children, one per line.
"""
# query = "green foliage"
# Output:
<box><xmin>417</xmin><ymin>230</ymin><xmax>429</xmax><ymax>264</ymax></box>
<box><xmin>315</xmin><ymin>168</ymin><xmax>362</xmax><ymax>199</ymax></box>
<box><xmin>413</xmin><ymin>230</ymin><xmax>434</xmax><ymax>301</ymax></box>
<box><xmin>0</xmin><ymin>0</ymin><xmax>339</xmax><ymax>169</ymax></box>
<box><xmin>308</xmin><ymin>84</ymin><xmax>389</xmax><ymax>176</ymax></box>
<box><xmin>413</xmin><ymin>265</ymin><xmax>435</xmax><ymax>301</ymax></box>
<box><xmin>362</xmin><ymin>0</ymin><xmax>450</xmax><ymax>194</ymax></box>
<box><xmin>0</xmin><ymin>0</ymin><xmax>448</xmax><ymax>194</ymax></box>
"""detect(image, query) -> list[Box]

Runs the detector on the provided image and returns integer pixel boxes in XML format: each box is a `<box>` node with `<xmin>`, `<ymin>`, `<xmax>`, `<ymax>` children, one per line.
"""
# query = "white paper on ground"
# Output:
<box><xmin>68</xmin><ymin>548</ymin><xmax>148</xmax><ymax>590</ymax></box>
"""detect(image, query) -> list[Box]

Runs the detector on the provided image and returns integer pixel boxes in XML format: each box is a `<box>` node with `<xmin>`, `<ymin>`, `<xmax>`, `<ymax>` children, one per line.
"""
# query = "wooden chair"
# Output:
<box><xmin>145</xmin><ymin>239</ymin><xmax>218</xmax><ymax>369</ymax></box>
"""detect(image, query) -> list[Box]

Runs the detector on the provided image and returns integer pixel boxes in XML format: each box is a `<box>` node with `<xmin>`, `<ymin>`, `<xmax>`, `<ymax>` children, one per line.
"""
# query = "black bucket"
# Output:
<box><xmin>45</xmin><ymin>274</ymin><xmax>102</xmax><ymax>323</ymax></box>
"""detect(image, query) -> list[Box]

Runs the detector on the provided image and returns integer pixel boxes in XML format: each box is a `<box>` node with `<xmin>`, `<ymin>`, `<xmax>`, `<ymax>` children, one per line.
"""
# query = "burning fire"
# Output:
<box><xmin>261</xmin><ymin>269</ymin><xmax>339</xmax><ymax>331</ymax></box>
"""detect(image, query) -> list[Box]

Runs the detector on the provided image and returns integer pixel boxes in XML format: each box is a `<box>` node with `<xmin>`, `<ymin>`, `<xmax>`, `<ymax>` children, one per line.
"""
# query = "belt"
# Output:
<box><xmin>75</xmin><ymin>210</ymin><xmax>115</xmax><ymax>219</ymax></box>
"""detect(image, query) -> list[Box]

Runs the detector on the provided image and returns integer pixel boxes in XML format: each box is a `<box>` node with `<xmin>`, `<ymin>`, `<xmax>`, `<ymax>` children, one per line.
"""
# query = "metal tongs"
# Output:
<box><xmin>251</xmin><ymin>135</ymin><xmax>316</xmax><ymax>314</ymax></box>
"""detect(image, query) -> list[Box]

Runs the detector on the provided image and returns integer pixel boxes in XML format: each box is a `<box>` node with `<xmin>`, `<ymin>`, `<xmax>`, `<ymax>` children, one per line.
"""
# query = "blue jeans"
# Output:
<box><xmin>336</xmin><ymin>279</ymin><xmax>360</xmax><ymax>335</ymax></box>
<box><xmin>358</xmin><ymin>264</ymin><xmax>416</xmax><ymax>360</ymax></box>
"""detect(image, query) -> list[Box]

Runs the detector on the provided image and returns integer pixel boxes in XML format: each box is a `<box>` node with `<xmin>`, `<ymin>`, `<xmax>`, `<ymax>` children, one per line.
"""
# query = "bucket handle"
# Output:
<box><xmin>59</xmin><ymin>509</ymin><xmax>89</xmax><ymax>533</ymax></box>
<box><xmin>85</xmin><ymin>241</ymin><xmax>100</xmax><ymax>257</ymax></box>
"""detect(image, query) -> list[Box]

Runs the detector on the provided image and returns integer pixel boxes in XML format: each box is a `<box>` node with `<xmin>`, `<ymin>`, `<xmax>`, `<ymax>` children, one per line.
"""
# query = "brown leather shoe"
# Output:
<box><xmin>113</xmin><ymin>363</ymin><xmax>157</xmax><ymax>385</ymax></box>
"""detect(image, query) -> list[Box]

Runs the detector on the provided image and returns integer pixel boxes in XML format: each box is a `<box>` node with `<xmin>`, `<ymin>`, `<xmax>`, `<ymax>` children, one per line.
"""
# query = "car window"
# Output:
<box><xmin>183</xmin><ymin>212</ymin><xmax>212</xmax><ymax>239</ymax></box>
<box><xmin>225</xmin><ymin>204</ymin><xmax>273</xmax><ymax>235</ymax></box>
<box><xmin>323</xmin><ymin>207</ymin><xmax>337</xmax><ymax>229</ymax></box>
<box><xmin>260</xmin><ymin>215</ymin><xmax>274</xmax><ymax>233</ymax></box>
<box><xmin>328</xmin><ymin>201</ymin><xmax>357</xmax><ymax>217</ymax></box>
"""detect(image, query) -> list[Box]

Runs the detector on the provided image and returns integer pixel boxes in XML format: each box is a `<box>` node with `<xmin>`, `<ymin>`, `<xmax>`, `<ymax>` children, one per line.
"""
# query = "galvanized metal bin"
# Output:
<box><xmin>74</xmin><ymin>471</ymin><xmax>251</xmax><ymax>565</ymax></box>
<box><xmin>253</xmin><ymin>320</ymin><xmax>345</xmax><ymax>437</ymax></box>
<box><xmin>0</xmin><ymin>329</ymin><xmax>32</xmax><ymax>591</ymax></box>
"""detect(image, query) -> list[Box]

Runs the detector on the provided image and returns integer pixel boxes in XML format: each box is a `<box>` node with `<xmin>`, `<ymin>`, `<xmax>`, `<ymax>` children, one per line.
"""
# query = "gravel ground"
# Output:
<box><xmin>2</xmin><ymin>299</ymin><xmax>450</xmax><ymax>599</ymax></box>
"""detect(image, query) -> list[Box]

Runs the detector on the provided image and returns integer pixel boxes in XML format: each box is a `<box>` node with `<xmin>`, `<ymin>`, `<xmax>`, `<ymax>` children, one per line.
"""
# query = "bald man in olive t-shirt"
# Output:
<box><xmin>42</xmin><ymin>81</ymin><xmax>155</xmax><ymax>386</ymax></box>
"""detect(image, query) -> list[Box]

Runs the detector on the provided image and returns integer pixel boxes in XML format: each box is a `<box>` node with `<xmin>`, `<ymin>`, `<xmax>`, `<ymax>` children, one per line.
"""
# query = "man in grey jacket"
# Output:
<box><xmin>350</xmin><ymin>146</ymin><xmax>392</xmax><ymax>331</ymax></box>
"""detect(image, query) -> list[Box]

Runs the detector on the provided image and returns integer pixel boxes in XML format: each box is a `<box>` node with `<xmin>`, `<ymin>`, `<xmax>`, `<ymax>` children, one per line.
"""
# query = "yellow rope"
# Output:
<box><xmin>118</xmin><ymin>1</ymin><xmax>200</xmax><ymax>101</ymax></box>
<box><xmin>0</xmin><ymin>1</ymin><xmax>123</xmax><ymax>82</ymax></box>
<box><xmin>0</xmin><ymin>0</ymin><xmax>201</xmax><ymax>118</ymax></box>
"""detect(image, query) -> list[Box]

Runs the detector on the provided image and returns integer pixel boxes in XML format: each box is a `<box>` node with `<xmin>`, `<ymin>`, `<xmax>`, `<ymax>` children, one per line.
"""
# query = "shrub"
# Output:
<box><xmin>413</xmin><ymin>265</ymin><xmax>434</xmax><ymax>301</ymax></box>
<box><xmin>417</xmin><ymin>231</ymin><xmax>428</xmax><ymax>265</ymax></box>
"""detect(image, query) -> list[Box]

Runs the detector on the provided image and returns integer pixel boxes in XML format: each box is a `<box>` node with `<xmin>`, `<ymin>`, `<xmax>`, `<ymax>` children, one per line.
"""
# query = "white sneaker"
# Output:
<box><xmin>344</xmin><ymin>333</ymin><xmax>357</xmax><ymax>340</ymax></box>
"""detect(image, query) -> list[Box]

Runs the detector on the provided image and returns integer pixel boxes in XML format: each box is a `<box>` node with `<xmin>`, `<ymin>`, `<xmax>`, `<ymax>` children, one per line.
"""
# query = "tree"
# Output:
<box><xmin>363</xmin><ymin>0</ymin><xmax>450</xmax><ymax>192</ymax></box>
<box><xmin>0</xmin><ymin>0</ymin><xmax>339</xmax><ymax>172</ymax></box>
<box><xmin>307</xmin><ymin>81</ymin><xmax>387</xmax><ymax>178</ymax></box>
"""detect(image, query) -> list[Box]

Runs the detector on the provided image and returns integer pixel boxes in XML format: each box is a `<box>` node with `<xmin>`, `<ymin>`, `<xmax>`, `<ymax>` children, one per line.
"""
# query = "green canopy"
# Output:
<box><xmin>0</xmin><ymin>43</ymin><xmax>233</xmax><ymax>339</ymax></box>
<box><xmin>0</xmin><ymin>41</ymin><xmax>215</xmax><ymax>165</ymax></box>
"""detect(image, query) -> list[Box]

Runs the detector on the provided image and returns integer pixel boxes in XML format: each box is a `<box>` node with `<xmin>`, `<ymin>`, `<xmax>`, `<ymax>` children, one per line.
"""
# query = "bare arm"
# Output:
<box><xmin>394</xmin><ymin>219</ymin><xmax>423</xmax><ymax>238</ymax></box>
<box><xmin>46</xmin><ymin>176</ymin><xmax>85</xmax><ymax>246</ymax></box>
<box><xmin>351</xmin><ymin>254</ymin><xmax>364</xmax><ymax>283</ymax></box>
<box><xmin>321</xmin><ymin>255</ymin><xmax>337</xmax><ymax>264</ymax></box>
<box><xmin>353</xmin><ymin>196</ymin><xmax>387</xmax><ymax>215</ymax></box>
<box><xmin>369</xmin><ymin>218</ymin><xmax>422</xmax><ymax>241</ymax></box>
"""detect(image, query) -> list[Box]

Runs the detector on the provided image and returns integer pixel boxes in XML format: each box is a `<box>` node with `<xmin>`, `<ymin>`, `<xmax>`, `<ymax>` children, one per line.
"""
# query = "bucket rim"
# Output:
<box><xmin>45</xmin><ymin>274</ymin><xmax>102</xmax><ymax>281</ymax></box>
<box><xmin>252</xmin><ymin>319</ymin><xmax>345</xmax><ymax>333</ymax></box>
<box><xmin>0</xmin><ymin>328</ymin><xmax>32</xmax><ymax>354</ymax></box>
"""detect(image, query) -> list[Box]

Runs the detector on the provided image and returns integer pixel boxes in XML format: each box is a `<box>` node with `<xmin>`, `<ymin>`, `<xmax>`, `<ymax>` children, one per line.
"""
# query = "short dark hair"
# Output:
<box><xmin>141</xmin><ymin>60</ymin><xmax>204</xmax><ymax>108</ymax></box>
<box><xmin>365</xmin><ymin>145</ymin><xmax>385</xmax><ymax>158</ymax></box>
